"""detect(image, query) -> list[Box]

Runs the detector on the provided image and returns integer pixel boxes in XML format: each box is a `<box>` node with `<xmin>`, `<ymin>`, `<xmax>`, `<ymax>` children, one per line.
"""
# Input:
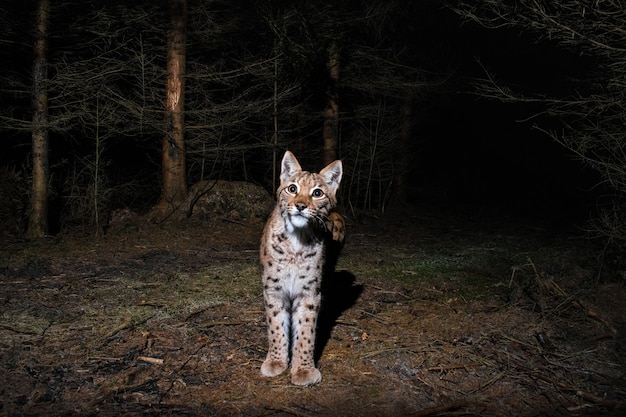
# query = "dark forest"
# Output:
<box><xmin>1</xmin><ymin>1</ymin><xmax>626</xmax><ymax>415</ymax></box>
<box><xmin>1</xmin><ymin>0</ymin><xmax>619</xmax><ymax>238</ymax></box>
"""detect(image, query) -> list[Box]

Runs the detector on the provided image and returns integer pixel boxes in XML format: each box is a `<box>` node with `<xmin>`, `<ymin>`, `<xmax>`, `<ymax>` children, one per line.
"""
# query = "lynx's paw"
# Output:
<box><xmin>261</xmin><ymin>358</ymin><xmax>288</xmax><ymax>377</ymax></box>
<box><xmin>327</xmin><ymin>211</ymin><xmax>345</xmax><ymax>243</ymax></box>
<box><xmin>291</xmin><ymin>367</ymin><xmax>322</xmax><ymax>386</ymax></box>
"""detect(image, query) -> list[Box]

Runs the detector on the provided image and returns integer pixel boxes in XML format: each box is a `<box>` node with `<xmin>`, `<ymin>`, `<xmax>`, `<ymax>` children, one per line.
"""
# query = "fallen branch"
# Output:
<box><xmin>184</xmin><ymin>305</ymin><xmax>215</xmax><ymax>321</ymax></box>
<box><xmin>104</xmin><ymin>317</ymin><xmax>134</xmax><ymax>340</ymax></box>
<box><xmin>468</xmin><ymin>370</ymin><xmax>506</xmax><ymax>395</ymax></box>
<box><xmin>426</xmin><ymin>362</ymin><xmax>481</xmax><ymax>372</ymax></box>
<box><xmin>514</xmin><ymin>362</ymin><xmax>626</xmax><ymax>411</ymax></box>
<box><xmin>138</xmin><ymin>300</ymin><xmax>165</xmax><ymax>307</ymax></box>
<box><xmin>198</xmin><ymin>320</ymin><xmax>243</xmax><ymax>328</ymax></box>
<box><xmin>265</xmin><ymin>406</ymin><xmax>317</xmax><ymax>417</ymax></box>
<box><xmin>137</xmin><ymin>356</ymin><xmax>164</xmax><ymax>365</ymax></box>
<box><xmin>359</xmin><ymin>345</ymin><xmax>419</xmax><ymax>359</ymax></box>
<box><xmin>86</xmin><ymin>380</ymin><xmax>159</xmax><ymax>410</ymax></box>
<box><xmin>528</xmin><ymin>257</ymin><xmax>617</xmax><ymax>335</ymax></box>
<box><xmin>334</xmin><ymin>319</ymin><xmax>359</xmax><ymax>326</ymax></box>
<box><xmin>103</xmin><ymin>314</ymin><xmax>153</xmax><ymax>342</ymax></box>
<box><xmin>0</xmin><ymin>324</ymin><xmax>38</xmax><ymax>335</ymax></box>
<box><xmin>219</xmin><ymin>216</ymin><xmax>252</xmax><ymax>227</ymax></box>
<box><xmin>409</xmin><ymin>399</ymin><xmax>467</xmax><ymax>417</ymax></box>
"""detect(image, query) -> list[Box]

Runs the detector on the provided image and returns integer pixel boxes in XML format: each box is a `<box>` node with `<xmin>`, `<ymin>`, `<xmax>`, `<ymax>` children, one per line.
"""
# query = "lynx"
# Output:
<box><xmin>259</xmin><ymin>151</ymin><xmax>344</xmax><ymax>386</ymax></box>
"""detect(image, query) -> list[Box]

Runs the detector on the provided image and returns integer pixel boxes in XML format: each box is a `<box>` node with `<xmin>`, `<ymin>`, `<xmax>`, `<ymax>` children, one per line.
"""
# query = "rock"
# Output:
<box><xmin>186</xmin><ymin>180</ymin><xmax>273</xmax><ymax>223</ymax></box>
<box><xmin>107</xmin><ymin>207</ymin><xmax>142</xmax><ymax>234</ymax></box>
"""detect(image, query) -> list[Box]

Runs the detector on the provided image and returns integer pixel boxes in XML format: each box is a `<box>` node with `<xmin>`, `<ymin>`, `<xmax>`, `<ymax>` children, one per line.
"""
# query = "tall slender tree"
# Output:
<box><xmin>153</xmin><ymin>0</ymin><xmax>188</xmax><ymax>219</ymax></box>
<box><xmin>323</xmin><ymin>41</ymin><xmax>340</xmax><ymax>165</ymax></box>
<box><xmin>27</xmin><ymin>0</ymin><xmax>50</xmax><ymax>238</ymax></box>
<box><xmin>391</xmin><ymin>96</ymin><xmax>414</xmax><ymax>205</ymax></box>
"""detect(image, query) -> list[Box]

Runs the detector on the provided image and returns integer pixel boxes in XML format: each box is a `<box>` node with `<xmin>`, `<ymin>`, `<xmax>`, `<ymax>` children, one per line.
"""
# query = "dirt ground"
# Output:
<box><xmin>1</xmin><ymin>205</ymin><xmax>625</xmax><ymax>416</ymax></box>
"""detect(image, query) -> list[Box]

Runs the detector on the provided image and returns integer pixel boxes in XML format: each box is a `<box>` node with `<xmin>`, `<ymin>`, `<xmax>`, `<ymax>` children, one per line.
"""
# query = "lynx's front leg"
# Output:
<box><xmin>261</xmin><ymin>289</ymin><xmax>289</xmax><ymax>378</ymax></box>
<box><xmin>290</xmin><ymin>292</ymin><xmax>322</xmax><ymax>386</ymax></box>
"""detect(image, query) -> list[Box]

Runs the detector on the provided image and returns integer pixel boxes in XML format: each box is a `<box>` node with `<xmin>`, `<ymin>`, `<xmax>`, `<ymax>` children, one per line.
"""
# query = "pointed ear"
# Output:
<box><xmin>280</xmin><ymin>151</ymin><xmax>302</xmax><ymax>183</ymax></box>
<box><xmin>319</xmin><ymin>160</ymin><xmax>343</xmax><ymax>194</ymax></box>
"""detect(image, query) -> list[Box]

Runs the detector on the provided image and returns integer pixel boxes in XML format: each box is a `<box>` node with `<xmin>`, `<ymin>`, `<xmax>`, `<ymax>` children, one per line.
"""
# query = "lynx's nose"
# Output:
<box><xmin>295</xmin><ymin>202</ymin><xmax>307</xmax><ymax>212</ymax></box>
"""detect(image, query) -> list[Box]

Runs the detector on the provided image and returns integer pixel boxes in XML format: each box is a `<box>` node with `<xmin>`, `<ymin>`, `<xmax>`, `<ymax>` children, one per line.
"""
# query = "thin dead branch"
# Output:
<box><xmin>513</xmin><ymin>362</ymin><xmax>626</xmax><ymax>412</ymax></box>
<box><xmin>103</xmin><ymin>314</ymin><xmax>153</xmax><ymax>342</ymax></box>
<box><xmin>265</xmin><ymin>406</ymin><xmax>318</xmax><ymax>417</ymax></box>
<box><xmin>528</xmin><ymin>257</ymin><xmax>617</xmax><ymax>335</ymax></box>
<box><xmin>184</xmin><ymin>304</ymin><xmax>222</xmax><ymax>321</ymax></box>
<box><xmin>408</xmin><ymin>399</ymin><xmax>467</xmax><ymax>417</ymax></box>
<box><xmin>104</xmin><ymin>317</ymin><xmax>134</xmax><ymax>340</ymax></box>
<box><xmin>426</xmin><ymin>362</ymin><xmax>482</xmax><ymax>373</ymax></box>
<box><xmin>468</xmin><ymin>370</ymin><xmax>507</xmax><ymax>395</ymax></box>
<box><xmin>0</xmin><ymin>324</ymin><xmax>38</xmax><ymax>335</ymax></box>
<box><xmin>198</xmin><ymin>320</ymin><xmax>243</xmax><ymax>328</ymax></box>
<box><xmin>137</xmin><ymin>356</ymin><xmax>164</xmax><ymax>365</ymax></box>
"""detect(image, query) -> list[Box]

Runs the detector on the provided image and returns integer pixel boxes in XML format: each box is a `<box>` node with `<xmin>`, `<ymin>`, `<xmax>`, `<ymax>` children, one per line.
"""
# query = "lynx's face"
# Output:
<box><xmin>279</xmin><ymin>173</ymin><xmax>335</xmax><ymax>228</ymax></box>
<box><xmin>277</xmin><ymin>151</ymin><xmax>342</xmax><ymax>232</ymax></box>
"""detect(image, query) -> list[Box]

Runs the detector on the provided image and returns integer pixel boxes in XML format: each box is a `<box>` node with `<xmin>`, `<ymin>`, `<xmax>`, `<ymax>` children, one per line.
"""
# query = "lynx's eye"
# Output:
<box><xmin>312</xmin><ymin>188</ymin><xmax>324</xmax><ymax>198</ymax></box>
<box><xmin>287</xmin><ymin>184</ymin><xmax>298</xmax><ymax>194</ymax></box>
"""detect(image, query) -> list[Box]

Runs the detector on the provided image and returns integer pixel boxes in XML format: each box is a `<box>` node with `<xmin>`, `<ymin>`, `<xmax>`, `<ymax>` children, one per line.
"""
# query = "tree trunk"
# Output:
<box><xmin>154</xmin><ymin>0</ymin><xmax>188</xmax><ymax>218</ymax></box>
<box><xmin>390</xmin><ymin>96</ymin><xmax>414</xmax><ymax>206</ymax></box>
<box><xmin>323</xmin><ymin>41</ymin><xmax>340</xmax><ymax>165</ymax></box>
<box><xmin>27</xmin><ymin>0</ymin><xmax>50</xmax><ymax>238</ymax></box>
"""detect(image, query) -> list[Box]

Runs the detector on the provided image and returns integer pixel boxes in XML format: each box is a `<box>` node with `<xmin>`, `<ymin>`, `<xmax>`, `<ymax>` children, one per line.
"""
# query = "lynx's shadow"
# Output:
<box><xmin>315</xmin><ymin>269</ymin><xmax>362</xmax><ymax>362</ymax></box>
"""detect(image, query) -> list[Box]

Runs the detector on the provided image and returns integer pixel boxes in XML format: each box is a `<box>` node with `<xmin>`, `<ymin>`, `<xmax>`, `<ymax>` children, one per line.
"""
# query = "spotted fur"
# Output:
<box><xmin>259</xmin><ymin>151</ymin><xmax>344</xmax><ymax>386</ymax></box>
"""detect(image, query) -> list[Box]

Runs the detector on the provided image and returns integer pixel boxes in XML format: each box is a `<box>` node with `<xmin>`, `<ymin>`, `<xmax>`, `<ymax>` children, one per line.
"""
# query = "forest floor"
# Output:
<box><xmin>1</xmin><ymin>204</ymin><xmax>625</xmax><ymax>416</ymax></box>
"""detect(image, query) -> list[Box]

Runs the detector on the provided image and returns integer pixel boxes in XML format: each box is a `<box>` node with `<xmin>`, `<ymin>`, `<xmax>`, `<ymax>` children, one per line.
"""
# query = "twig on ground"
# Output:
<box><xmin>408</xmin><ymin>399</ymin><xmax>467</xmax><ymax>417</ymax></box>
<box><xmin>104</xmin><ymin>317</ymin><xmax>134</xmax><ymax>340</ymax></box>
<box><xmin>528</xmin><ymin>257</ymin><xmax>617</xmax><ymax>334</ymax></box>
<box><xmin>515</xmin><ymin>362</ymin><xmax>626</xmax><ymax>411</ymax></box>
<box><xmin>137</xmin><ymin>356</ymin><xmax>164</xmax><ymax>365</ymax></box>
<box><xmin>0</xmin><ymin>324</ymin><xmax>37</xmax><ymax>334</ymax></box>
<box><xmin>219</xmin><ymin>216</ymin><xmax>251</xmax><ymax>227</ymax></box>
<box><xmin>426</xmin><ymin>362</ymin><xmax>482</xmax><ymax>372</ymax></box>
<box><xmin>358</xmin><ymin>309</ymin><xmax>389</xmax><ymax>325</ymax></box>
<box><xmin>359</xmin><ymin>345</ymin><xmax>420</xmax><ymax>359</ymax></box>
<box><xmin>265</xmin><ymin>406</ymin><xmax>318</xmax><ymax>417</ymax></box>
<box><xmin>468</xmin><ymin>370</ymin><xmax>506</xmax><ymax>394</ymax></box>
<box><xmin>86</xmin><ymin>380</ymin><xmax>159</xmax><ymax>409</ymax></box>
<box><xmin>334</xmin><ymin>319</ymin><xmax>359</xmax><ymax>326</ymax></box>
<box><xmin>184</xmin><ymin>305</ymin><xmax>216</xmax><ymax>321</ymax></box>
<box><xmin>198</xmin><ymin>320</ymin><xmax>243</xmax><ymax>328</ymax></box>
<box><xmin>138</xmin><ymin>300</ymin><xmax>165</xmax><ymax>307</ymax></box>
<box><xmin>103</xmin><ymin>314</ymin><xmax>153</xmax><ymax>342</ymax></box>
